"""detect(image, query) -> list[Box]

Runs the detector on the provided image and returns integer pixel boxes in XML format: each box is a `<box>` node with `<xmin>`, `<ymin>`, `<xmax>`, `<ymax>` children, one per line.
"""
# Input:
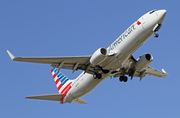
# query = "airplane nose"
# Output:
<box><xmin>140</xmin><ymin>9</ymin><xmax>167</xmax><ymax>32</ymax></box>
<box><xmin>158</xmin><ymin>9</ymin><xmax>167</xmax><ymax>23</ymax></box>
<box><xmin>159</xmin><ymin>9</ymin><xmax>167</xmax><ymax>17</ymax></box>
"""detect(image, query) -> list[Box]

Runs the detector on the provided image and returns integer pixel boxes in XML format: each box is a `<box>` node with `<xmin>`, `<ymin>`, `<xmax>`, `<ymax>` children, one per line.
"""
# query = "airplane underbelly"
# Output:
<box><xmin>69</xmin><ymin>73</ymin><xmax>104</xmax><ymax>101</ymax></box>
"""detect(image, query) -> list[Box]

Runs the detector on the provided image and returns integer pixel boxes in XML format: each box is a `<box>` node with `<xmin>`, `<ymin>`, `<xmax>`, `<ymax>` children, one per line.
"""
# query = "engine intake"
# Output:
<box><xmin>90</xmin><ymin>48</ymin><xmax>108</xmax><ymax>66</ymax></box>
<box><xmin>135</xmin><ymin>53</ymin><xmax>153</xmax><ymax>71</ymax></box>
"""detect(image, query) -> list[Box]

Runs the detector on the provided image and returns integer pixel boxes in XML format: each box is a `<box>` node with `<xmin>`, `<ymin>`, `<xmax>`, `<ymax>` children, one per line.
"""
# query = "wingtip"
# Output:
<box><xmin>162</xmin><ymin>69</ymin><xmax>167</xmax><ymax>74</ymax></box>
<box><xmin>162</xmin><ymin>69</ymin><xmax>169</xmax><ymax>78</ymax></box>
<box><xmin>7</xmin><ymin>50</ymin><xmax>15</xmax><ymax>60</ymax></box>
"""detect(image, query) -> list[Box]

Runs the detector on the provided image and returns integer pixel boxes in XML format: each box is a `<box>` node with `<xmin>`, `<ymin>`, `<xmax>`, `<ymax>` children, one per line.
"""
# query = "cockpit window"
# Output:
<box><xmin>149</xmin><ymin>10</ymin><xmax>158</xmax><ymax>14</ymax></box>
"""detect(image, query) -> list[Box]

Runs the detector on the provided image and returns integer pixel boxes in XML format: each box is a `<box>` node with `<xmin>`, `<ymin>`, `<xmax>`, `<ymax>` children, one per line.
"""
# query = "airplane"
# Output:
<box><xmin>7</xmin><ymin>9</ymin><xmax>168</xmax><ymax>104</ymax></box>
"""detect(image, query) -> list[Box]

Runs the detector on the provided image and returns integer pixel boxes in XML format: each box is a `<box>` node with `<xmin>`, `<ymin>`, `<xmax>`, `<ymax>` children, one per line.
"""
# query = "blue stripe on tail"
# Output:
<box><xmin>52</xmin><ymin>68</ymin><xmax>69</xmax><ymax>85</ymax></box>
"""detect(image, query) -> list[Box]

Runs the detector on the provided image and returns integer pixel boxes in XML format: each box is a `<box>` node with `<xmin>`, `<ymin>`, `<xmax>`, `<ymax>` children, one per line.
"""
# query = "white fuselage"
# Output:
<box><xmin>63</xmin><ymin>10</ymin><xmax>167</xmax><ymax>104</ymax></box>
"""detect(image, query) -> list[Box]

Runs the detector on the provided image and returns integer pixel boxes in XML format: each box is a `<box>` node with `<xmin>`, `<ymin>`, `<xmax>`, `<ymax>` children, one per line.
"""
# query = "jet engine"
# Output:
<box><xmin>134</xmin><ymin>53</ymin><xmax>153</xmax><ymax>71</ymax></box>
<box><xmin>90</xmin><ymin>48</ymin><xmax>108</xmax><ymax>66</ymax></box>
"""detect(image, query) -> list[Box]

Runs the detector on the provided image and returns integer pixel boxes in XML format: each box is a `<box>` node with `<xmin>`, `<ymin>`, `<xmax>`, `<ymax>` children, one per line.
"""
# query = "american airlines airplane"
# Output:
<box><xmin>7</xmin><ymin>9</ymin><xmax>168</xmax><ymax>104</ymax></box>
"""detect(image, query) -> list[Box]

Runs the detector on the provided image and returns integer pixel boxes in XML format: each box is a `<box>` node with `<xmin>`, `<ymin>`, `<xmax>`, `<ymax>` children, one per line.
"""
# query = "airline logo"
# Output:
<box><xmin>108</xmin><ymin>23</ymin><xmax>136</xmax><ymax>52</ymax></box>
<box><xmin>51</xmin><ymin>68</ymin><xmax>72</xmax><ymax>103</ymax></box>
<box><xmin>137</xmin><ymin>21</ymin><xmax>141</xmax><ymax>25</ymax></box>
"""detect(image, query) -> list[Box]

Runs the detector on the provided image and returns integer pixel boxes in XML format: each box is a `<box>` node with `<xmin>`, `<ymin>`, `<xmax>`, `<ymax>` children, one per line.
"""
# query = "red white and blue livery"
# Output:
<box><xmin>7</xmin><ymin>9</ymin><xmax>168</xmax><ymax>104</ymax></box>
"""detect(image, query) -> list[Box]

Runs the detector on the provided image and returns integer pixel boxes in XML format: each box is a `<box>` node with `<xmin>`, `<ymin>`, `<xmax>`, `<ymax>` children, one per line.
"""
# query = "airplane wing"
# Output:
<box><xmin>25</xmin><ymin>94</ymin><xmax>64</xmax><ymax>101</ymax></box>
<box><xmin>7</xmin><ymin>50</ymin><xmax>115</xmax><ymax>74</ymax></box>
<box><xmin>131</xmin><ymin>66</ymin><xmax>168</xmax><ymax>80</ymax></box>
<box><xmin>113</xmin><ymin>55</ymin><xmax>168</xmax><ymax>80</ymax></box>
<box><xmin>7</xmin><ymin>50</ymin><xmax>91</xmax><ymax>72</ymax></box>
<box><xmin>144</xmin><ymin>66</ymin><xmax>168</xmax><ymax>78</ymax></box>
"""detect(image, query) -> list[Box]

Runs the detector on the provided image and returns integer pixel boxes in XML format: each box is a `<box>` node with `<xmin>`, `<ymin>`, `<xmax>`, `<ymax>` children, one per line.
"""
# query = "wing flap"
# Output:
<box><xmin>25</xmin><ymin>94</ymin><xmax>64</xmax><ymax>101</ymax></box>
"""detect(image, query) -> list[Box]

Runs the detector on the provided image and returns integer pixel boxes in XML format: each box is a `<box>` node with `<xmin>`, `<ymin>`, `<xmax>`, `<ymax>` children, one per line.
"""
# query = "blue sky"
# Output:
<box><xmin>1</xmin><ymin>0</ymin><xmax>179</xmax><ymax>118</ymax></box>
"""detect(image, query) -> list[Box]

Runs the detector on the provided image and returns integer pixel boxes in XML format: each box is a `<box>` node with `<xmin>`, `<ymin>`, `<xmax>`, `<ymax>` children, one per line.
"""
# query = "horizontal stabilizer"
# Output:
<box><xmin>25</xmin><ymin>94</ymin><xmax>63</xmax><ymax>101</ymax></box>
<box><xmin>72</xmin><ymin>98</ymin><xmax>88</xmax><ymax>104</ymax></box>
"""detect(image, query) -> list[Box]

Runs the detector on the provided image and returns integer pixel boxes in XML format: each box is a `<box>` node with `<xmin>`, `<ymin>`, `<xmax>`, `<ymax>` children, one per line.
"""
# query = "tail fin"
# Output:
<box><xmin>51</xmin><ymin>68</ymin><xmax>72</xmax><ymax>94</ymax></box>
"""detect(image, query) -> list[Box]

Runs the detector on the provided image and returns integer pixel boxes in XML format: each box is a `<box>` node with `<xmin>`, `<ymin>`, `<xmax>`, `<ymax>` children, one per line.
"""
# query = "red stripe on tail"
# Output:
<box><xmin>57</xmin><ymin>83</ymin><xmax>63</xmax><ymax>91</ymax></box>
<box><xmin>61</xmin><ymin>82</ymin><xmax>72</xmax><ymax>94</ymax></box>
<box><xmin>61</xmin><ymin>86</ymin><xmax>72</xmax><ymax>104</ymax></box>
<box><xmin>53</xmin><ymin>74</ymin><xmax>56</xmax><ymax>78</ymax></box>
<box><xmin>55</xmin><ymin>79</ymin><xmax>60</xmax><ymax>85</ymax></box>
<box><xmin>51</xmin><ymin>69</ymin><xmax>53</xmax><ymax>73</ymax></box>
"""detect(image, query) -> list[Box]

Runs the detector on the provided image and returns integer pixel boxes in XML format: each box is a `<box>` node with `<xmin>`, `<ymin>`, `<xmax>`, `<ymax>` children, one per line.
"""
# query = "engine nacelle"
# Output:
<box><xmin>135</xmin><ymin>53</ymin><xmax>153</xmax><ymax>71</ymax></box>
<box><xmin>90</xmin><ymin>48</ymin><xmax>108</xmax><ymax>66</ymax></box>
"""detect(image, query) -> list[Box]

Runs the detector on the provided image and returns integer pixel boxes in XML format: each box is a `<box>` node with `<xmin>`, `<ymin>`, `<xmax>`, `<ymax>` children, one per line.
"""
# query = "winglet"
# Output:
<box><xmin>7</xmin><ymin>50</ymin><xmax>15</xmax><ymax>60</ymax></box>
<box><xmin>162</xmin><ymin>69</ymin><xmax>167</xmax><ymax>74</ymax></box>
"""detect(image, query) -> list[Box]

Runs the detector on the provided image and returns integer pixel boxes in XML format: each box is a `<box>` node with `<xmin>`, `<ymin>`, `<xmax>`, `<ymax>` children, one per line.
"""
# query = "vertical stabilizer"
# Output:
<box><xmin>51</xmin><ymin>68</ymin><xmax>72</xmax><ymax>93</ymax></box>
<box><xmin>51</xmin><ymin>68</ymin><xmax>74</xmax><ymax>104</ymax></box>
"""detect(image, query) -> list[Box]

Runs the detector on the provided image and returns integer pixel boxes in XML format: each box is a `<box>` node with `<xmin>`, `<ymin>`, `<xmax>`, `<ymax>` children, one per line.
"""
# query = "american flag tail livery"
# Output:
<box><xmin>51</xmin><ymin>68</ymin><xmax>73</xmax><ymax>103</ymax></box>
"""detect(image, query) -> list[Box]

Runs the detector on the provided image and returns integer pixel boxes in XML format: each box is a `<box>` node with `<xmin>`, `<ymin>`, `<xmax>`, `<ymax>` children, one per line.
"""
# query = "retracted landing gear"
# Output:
<box><xmin>119</xmin><ymin>76</ymin><xmax>128</xmax><ymax>82</ymax></box>
<box><xmin>93</xmin><ymin>72</ymin><xmax>102</xmax><ymax>79</ymax></box>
